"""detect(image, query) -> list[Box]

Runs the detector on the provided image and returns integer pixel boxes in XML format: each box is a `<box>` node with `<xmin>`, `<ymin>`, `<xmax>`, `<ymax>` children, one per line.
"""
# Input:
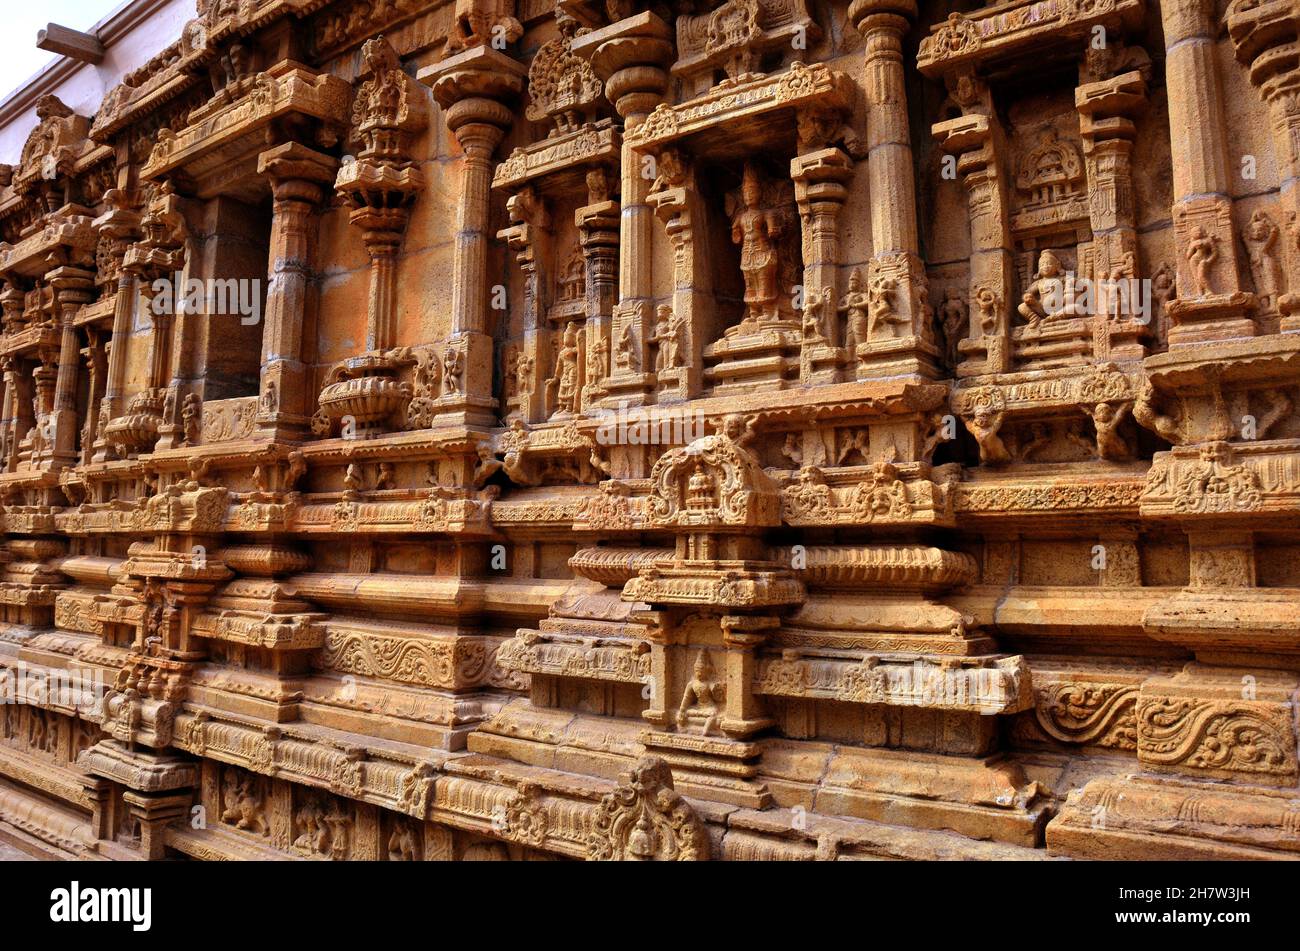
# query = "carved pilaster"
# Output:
<box><xmin>851</xmin><ymin>0</ymin><xmax>936</xmax><ymax>378</ymax></box>
<box><xmin>791</xmin><ymin>147</ymin><xmax>852</xmax><ymax>384</ymax></box>
<box><xmin>252</xmin><ymin>144</ymin><xmax>337</xmax><ymax>441</ymax></box>
<box><xmin>573</xmin><ymin>13</ymin><xmax>673</xmax><ymax>408</ymax></box>
<box><xmin>45</xmin><ymin>266</ymin><xmax>94</xmax><ymax>468</ymax></box>
<box><xmin>419</xmin><ymin>46</ymin><xmax>526</xmax><ymax>426</ymax></box>
<box><xmin>933</xmin><ymin>107</ymin><xmax>1014</xmax><ymax>376</ymax></box>
<box><xmin>1163</xmin><ymin>0</ymin><xmax>1257</xmax><ymax>343</ymax></box>
<box><xmin>1077</xmin><ymin>69</ymin><xmax>1150</xmax><ymax>359</ymax></box>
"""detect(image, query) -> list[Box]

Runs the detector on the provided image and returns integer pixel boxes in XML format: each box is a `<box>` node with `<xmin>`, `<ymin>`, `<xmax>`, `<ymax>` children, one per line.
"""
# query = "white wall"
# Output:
<box><xmin>0</xmin><ymin>0</ymin><xmax>194</xmax><ymax>164</ymax></box>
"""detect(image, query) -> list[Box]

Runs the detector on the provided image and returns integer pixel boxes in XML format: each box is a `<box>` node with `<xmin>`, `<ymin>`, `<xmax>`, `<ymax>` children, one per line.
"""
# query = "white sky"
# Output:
<box><xmin>0</xmin><ymin>1</ymin><xmax>121</xmax><ymax>103</ymax></box>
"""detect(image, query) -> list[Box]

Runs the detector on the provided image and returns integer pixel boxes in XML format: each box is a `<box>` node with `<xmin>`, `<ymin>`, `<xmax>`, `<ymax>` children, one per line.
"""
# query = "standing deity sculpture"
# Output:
<box><xmin>729</xmin><ymin>163</ymin><xmax>791</xmax><ymax>330</ymax></box>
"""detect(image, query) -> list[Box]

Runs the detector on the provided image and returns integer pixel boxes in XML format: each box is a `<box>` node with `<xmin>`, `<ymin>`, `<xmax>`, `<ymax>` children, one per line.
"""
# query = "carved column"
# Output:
<box><xmin>648</xmin><ymin>151</ymin><xmax>709</xmax><ymax>401</ymax></box>
<box><xmin>934</xmin><ymin>104</ymin><xmax>1014</xmax><ymax>376</ymax></box>
<box><xmin>91</xmin><ymin>196</ymin><xmax>140</xmax><ymax>462</ymax></box>
<box><xmin>46</xmin><ymin>266</ymin><xmax>95</xmax><ymax>467</ymax></box>
<box><xmin>574</xmin><ymin>12</ymin><xmax>673</xmax><ymax>408</ymax></box>
<box><xmin>1162</xmin><ymin>0</ymin><xmax>1256</xmax><ymax>343</ymax></box>
<box><xmin>256</xmin><ymin>143</ymin><xmax>337</xmax><ymax>439</ymax></box>
<box><xmin>1077</xmin><ymin>69</ymin><xmax>1149</xmax><ymax>359</ymax></box>
<box><xmin>0</xmin><ymin>356</ymin><xmax>15</xmax><ymax>471</ymax></box>
<box><xmin>336</xmin><ymin>36</ymin><xmax>428</xmax><ymax>355</ymax></box>
<box><xmin>80</xmin><ymin>328</ymin><xmax>106</xmax><ymax>465</ymax></box>
<box><xmin>577</xmin><ymin>188</ymin><xmax>620</xmax><ymax>406</ymax></box>
<box><xmin>419</xmin><ymin>46</ymin><xmax>526</xmax><ymax>427</ymax></box>
<box><xmin>499</xmin><ymin>187</ymin><xmax>550</xmax><ymax>423</ymax></box>
<box><xmin>1226</xmin><ymin>3</ymin><xmax>1300</xmax><ymax>328</ymax></box>
<box><xmin>791</xmin><ymin>147</ymin><xmax>852</xmax><ymax>384</ymax></box>
<box><xmin>851</xmin><ymin>0</ymin><xmax>937</xmax><ymax>378</ymax></box>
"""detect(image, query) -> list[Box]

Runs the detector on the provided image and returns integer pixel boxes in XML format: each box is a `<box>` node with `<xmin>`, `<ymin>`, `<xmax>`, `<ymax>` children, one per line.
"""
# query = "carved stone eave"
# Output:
<box><xmin>492</xmin><ymin>119</ymin><xmax>621</xmax><ymax>195</ymax></box>
<box><xmin>754</xmin><ymin>650</ymin><xmax>1032</xmax><ymax>715</ymax></box>
<box><xmin>1226</xmin><ymin>0</ymin><xmax>1300</xmax><ymax>78</ymax></box>
<box><xmin>623</xmin><ymin>565</ymin><xmax>805</xmax><ymax>609</ymax></box>
<box><xmin>772</xmin><ymin>544</ymin><xmax>976</xmax><ymax>591</ymax></box>
<box><xmin>916</xmin><ymin>0</ymin><xmax>1146</xmax><ymax>80</ymax></box>
<box><xmin>0</xmin><ymin>324</ymin><xmax>61</xmax><ymax>359</ymax></box>
<box><xmin>189</xmin><ymin>609</ymin><xmax>328</xmax><ymax>651</ymax></box>
<box><xmin>78</xmin><ymin>739</ymin><xmax>198</xmax><ymax>793</ymax></box>
<box><xmin>1144</xmin><ymin>333</ymin><xmax>1300</xmax><ymax>392</ymax></box>
<box><xmin>626</xmin><ymin>61</ymin><xmax>852</xmax><ymax>158</ymax></box>
<box><xmin>1139</xmin><ymin>439</ymin><xmax>1297</xmax><ymax>524</ymax></box>
<box><xmin>140</xmin><ymin>64</ymin><xmax>350</xmax><ymax>193</ymax></box>
<box><xmin>1143</xmin><ymin>591</ymin><xmax>1300</xmax><ymax>656</ymax></box>
<box><xmin>90</xmin><ymin>0</ymin><xmax>334</xmax><ymax>142</ymax></box>
<box><xmin>954</xmin><ymin>474</ymin><xmax>1145</xmax><ymax>524</ymax></box>
<box><xmin>0</xmin><ymin>214</ymin><xmax>97</xmax><ymax>279</ymax></box>
<box><xmin>497</xmin><ymin>628</ymin><xmax>652</xmax><ymax>685</ymax></box>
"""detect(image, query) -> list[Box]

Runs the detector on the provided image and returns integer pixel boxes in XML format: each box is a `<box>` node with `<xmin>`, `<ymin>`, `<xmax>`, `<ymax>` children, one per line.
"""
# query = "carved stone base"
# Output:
<box><xmin>1166</xmin><ymin>293</ymin><xmax>1258</xmax><ymax>347</ymax></box>
<box><xmin>642</xmin><ymin>730</ymin><xmax>772</xmax><ymax>809</ymax></box>
<box><xmin>1048</xmin><ymin>774</ymin><xmax>1300</xmax><ymax>860</ymax></box>
<box><xmin>854</xmin><ymin>335</ymin><xmax>942</xmax><ymax>379</ymax></box>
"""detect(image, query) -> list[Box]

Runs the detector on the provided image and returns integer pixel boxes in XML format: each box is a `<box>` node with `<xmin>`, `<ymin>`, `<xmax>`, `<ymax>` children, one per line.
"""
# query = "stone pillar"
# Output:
<box><xmin>0</xmin><ymin>356</ymin><xmax>14</xmax><ymax>471</ymax></box>
<box><xmin>91</xmin><ymin>199</ymin><xmax>140</xmax><ymax>462</ymax></box>
<box><xmin>1163</xmin><ymin>0</ymin><xmax>1256</xmax><ymax>344</ymax></box>
<box><xmin>80</xmin><ymin>328</ymin><xmax>106</xmax><ymax>464</ymax></box>
<box><xmin>934</xmin><ymin>107</ymin><xmax>1014</xmax><ymax>376</ymax></box>
<box><xmin>1077</xmin><ymin>70</ymin><xmax>1149</xmax><ymax>359</ymax></box>
<box><xmin>46</xmin><ymin>266</ymin><xmax>95</xmax><ymax>467</ymax></box>
<box><xmin>419</xmin><ymin>46</ymin><xmax>526</xmax><ymax>427</ymax></box>
<box><xmin>574</xmin><ymin>13</ymin><xmax>673</xmax><ymax>408</ymax></box>
<box><xmin>791</xmin><ymin>147</ymin><xmax>852</xmax><ymax>384</ymax></box>
<box><xmin>1226</xmin><ymin>3</ymin><xmax>1300</xmax><ymax>328</ymax></box>
<box><xmin>577</xmin><ymin>193</ymin><xmax>620</xmax><ymax>407</ymax></box>
<box><xmin>648</xmin><ymin>152</ymin><xmax>709</xmax><ymax>402</ymax></box>
<box><xmin>851</xmin><ymin>0</ymin><xmax>938</xmax><ymax>378</ymax></box>
<box><xmin>256</xmin><ymin>143</ymin><xmax>337</xmax><ymax>439</ymax></box>
<box><xmin>498</xmin><ymin>187</ymin><xmax>550</xmax><ymax>423</ymax></box>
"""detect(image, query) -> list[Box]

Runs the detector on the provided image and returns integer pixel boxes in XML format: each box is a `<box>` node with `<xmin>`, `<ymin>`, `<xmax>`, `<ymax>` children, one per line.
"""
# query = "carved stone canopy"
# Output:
<box><xmin>525</xmin><ymin>10</ymin><xmax>604</xmax><ymax>136</ymax></box>
<box><xmin>646</xmin><ymin>429</ymin><xmax>780</xmax><ymax>530</ymax></box>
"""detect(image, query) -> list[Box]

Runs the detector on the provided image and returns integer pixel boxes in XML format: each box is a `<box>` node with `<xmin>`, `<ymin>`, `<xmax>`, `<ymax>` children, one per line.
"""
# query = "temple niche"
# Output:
<box><xmin>2</xmin><ymin>0</ymin><xmax>1300</xmax><ymax>868</ymax></box>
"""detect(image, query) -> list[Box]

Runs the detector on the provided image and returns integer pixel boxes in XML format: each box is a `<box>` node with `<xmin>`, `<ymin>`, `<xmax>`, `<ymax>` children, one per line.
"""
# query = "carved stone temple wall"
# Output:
<box><xmin>1</xmin><ymin>0</ymin><xmax>1299</xmax><ymax>862</ymax></box>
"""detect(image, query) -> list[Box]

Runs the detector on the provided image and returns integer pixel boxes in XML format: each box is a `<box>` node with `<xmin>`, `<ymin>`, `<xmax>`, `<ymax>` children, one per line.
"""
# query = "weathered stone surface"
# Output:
<box><xmin>0</xmin><ymin>0</ymin><xmax>1297</xmax><ymax>862</ymax></box>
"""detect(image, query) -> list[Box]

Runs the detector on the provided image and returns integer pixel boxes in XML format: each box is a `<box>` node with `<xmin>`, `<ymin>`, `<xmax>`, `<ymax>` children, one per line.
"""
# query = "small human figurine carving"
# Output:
<box><xmin>472</xmin><ymin>441</ymin><xmax>503</xmax><ymax>487</ymax></box>
<box><xmin>964</xmin><ymin>402</ymin><xmax>1011</xmax><ymax>465</ymax></box>
<box><xmin>1245</xmin><ymin>210</ymin><xmax>1283</xmax><ymax>312</ymax></box>
<box><xmin>940</xmin><ymin>289</ymin><xmax>967</xmax><ymax>368</ymax></box>
<box><xmin>442</xmin><ymin>346</ymin><xmax>463</xmax><ymax>396</ymax></box>
<box><xmin>615</xmin><ymin>320</ymin><xmax>637</xmax><ymax>371</ymax></box>
<box><xmin>343</xmin><ymin>463</ymin><xmax>364</xmax><ymax>498</ymax></box>
<box><xmin>840</xmin><ymin>269</ymin><xmax>870</xmax><ymax>350</ymax></box>
<box><xmin>676</xmin><ymin>650</ymin><xmax>724</xmax><ymax>736</ymax></box>
<box><xmin>802</xmin><ymin>286</ymin><xmax>833</xmax><ymax>344</ymax></box>
<box><xmin>180</xmin><ymin>392</ymin><xmax>200</xmax><ymax>445</ymax></box>
<box><xmin>515</xmin><ymin>352</ymin><xmax>534</xmax><ymax>399</ymax></box>
<box><xmin>1016</xmin><ymin>422</ymin><xmax>1051</xmax><ymax>462</ymax></box>
<box><xmin>868</xmin><ymin>276</ymin><xmax>907</xmax><ymax>339</ymax></box>
<box><xmin>975</xmin><ymin>286</ymin><xmax>1000</xmax><ymax>335</ymax></box>
<box><xmin>1185</xmin><ymin>226</ymin><xmax>1219</xmax><ymax>298</ymax></box>
<box><xmin>1133</xmin><ymin>377</ymin><xmax>1184</xmax><ymax>443</ymax></box>
<box><xmin>1084</xmin><ymin>401</ymin><xmax>1133</xmax><ymax>460</ymax></box>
